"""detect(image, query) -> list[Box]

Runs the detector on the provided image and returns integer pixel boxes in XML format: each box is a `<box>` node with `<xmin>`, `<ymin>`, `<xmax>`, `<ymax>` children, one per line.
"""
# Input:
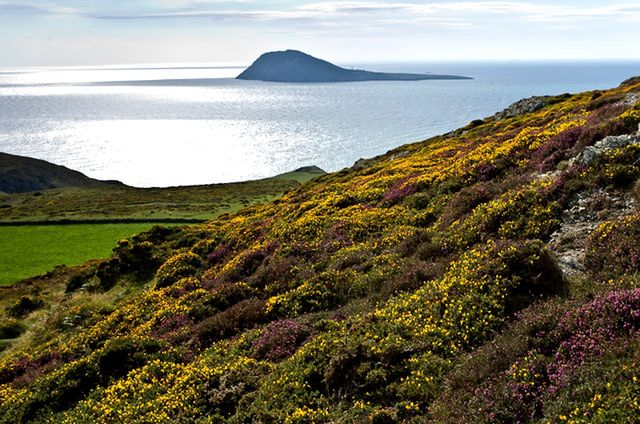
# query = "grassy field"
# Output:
<box><xmin>0</xmin><ymin>167</ymin><xmax>325</xmax><ymax>223</ymax></box>
<box><xmin>0</xmin><ymin>167</ymin><xmax>325</xmax><ymax>285</ymax></box>
<box><xmin>0</xmin><ymin>223</ymin><xmax>179</xmax><ymax>286</ymax></box>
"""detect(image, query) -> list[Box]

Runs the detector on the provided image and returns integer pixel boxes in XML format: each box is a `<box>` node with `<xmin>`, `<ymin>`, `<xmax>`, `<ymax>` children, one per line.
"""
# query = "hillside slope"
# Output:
<box><xmin>1</xmin><ymin>78</ymin><xmax>640</xmax><ymax>423</ymax></box>
<box><xmin>237</xmin><ymin>50</ymin><xmax>471</xmax><ymax>82</ymax></box>
<box><xmin>0</xmin><ymin>165</ymin><xmax>325</xmax><ymax>223</ymax></box>
<box><xmin>0</xmin><ymin>152</ymin><xmax>119</xmax><ymax>194</ymax></box>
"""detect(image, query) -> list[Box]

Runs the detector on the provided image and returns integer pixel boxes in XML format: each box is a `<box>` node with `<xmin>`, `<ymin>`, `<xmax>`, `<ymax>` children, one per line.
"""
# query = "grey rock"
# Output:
<box><xmin>621</xmin><ymin>92</ymin><xmax>640</xmax><ymax>106</ymax></box>
<box><xmin>493</xmin><ymin>96</ymin><xmax>553</xmax><ymax>120</ymax></box>
<box><xmin>548</xmin><ymin>187</ymin><xmax>637</xmax><ymax>279</ymax></box>
<box><xmin>570</xmin><ymin>134</ymin><xmax>640</xmax><ymax>166</ymax></box>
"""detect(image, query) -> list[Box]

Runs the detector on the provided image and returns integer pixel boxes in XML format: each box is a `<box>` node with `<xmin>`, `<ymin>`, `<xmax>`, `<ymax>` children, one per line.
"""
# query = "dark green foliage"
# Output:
<box><xmin>65</xmin><ymin>267</ymin><xmax>96</xmax><ymax>293</ymax></box>
<box><xmin>586</xmin><ymin>92</ymin><xmax>625</xmax><ymax>111</ymax></box>
<box><xmin>95</xmin><ymin>258</ymin><xmax>121</xmax><ymax>291</ymax></box>
<box><xmin>0</xmin><ymin>319</ymin><xmax>25</xmax><ymax>339</ymax></box>
<box><xmin>7</xmin><ymin>295</ymin><xmax>44</xmax><ymax>317</ymax></box>
<box><xmin>96</xmin><ymin>337</ymin><xmax>162</xmax><ymax>380</ymax></box>
<box><xmin>195</xmin><ymin>299</ymin><xmax>266</xmax><ymax>348</ymax></box>
<box><xmin>493</xmin><ymin>242</ymin><xmax>566</xmax><ymax>314</ymax></box>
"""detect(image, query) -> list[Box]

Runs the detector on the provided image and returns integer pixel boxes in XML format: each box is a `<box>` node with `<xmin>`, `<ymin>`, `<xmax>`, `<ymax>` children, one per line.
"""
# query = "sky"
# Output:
<box><xmin>1</xmin><ymin>0</ymin><xmax>639</xmax><ymax>67</ymax></box>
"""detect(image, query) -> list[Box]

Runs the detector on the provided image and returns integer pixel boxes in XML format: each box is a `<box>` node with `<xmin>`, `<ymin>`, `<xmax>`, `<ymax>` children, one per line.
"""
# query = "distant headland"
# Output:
<box><xmin>236</xmin><ymin>50</ymin><xmax>472</xmax><ymax>83</ymax></box>
<box><xmin>0</xmin><ymin>152</ymin><xmax>123</xmax><ymax>194</ymax></box>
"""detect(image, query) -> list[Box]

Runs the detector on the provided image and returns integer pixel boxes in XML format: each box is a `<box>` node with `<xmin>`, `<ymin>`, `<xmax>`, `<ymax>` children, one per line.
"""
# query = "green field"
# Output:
<box><xmin>0</xmin><ymin>167</ymin><xmax>325</xmax><ymax>223</ymax></box>
<box><xmin>0</xmin><ymin>167</ymin><xmax>325</xmax><ymax>286</ymax></box>
<box><xmin>0</xmin><ymin>223</ymin><xmax>178</xmax><ymax>286</ymax></box>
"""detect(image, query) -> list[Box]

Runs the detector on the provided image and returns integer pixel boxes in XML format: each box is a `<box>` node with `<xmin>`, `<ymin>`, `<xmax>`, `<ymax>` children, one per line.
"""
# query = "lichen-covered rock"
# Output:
<box><xmin>493</xmin><ymin>96</ymin><xmax>553</xmax><ymax>120</ymax></box>
<box><xmin>570</xmin><ymin>134</ymin><xmax>640</xmax><ymax>165</ymax></box>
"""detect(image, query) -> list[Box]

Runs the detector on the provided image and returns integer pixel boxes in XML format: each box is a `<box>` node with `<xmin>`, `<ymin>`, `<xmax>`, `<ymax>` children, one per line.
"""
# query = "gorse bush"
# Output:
<box><xmin>155</xmin><ymin>251</ymin><xmax>202</xmax><ymax>288</ymax></box>
<box><xmin>1</xmin><ymin>78</ymin><xmax>640</xmax><ymax>423</ymax></box>
<box><xmin>585</xmin><ymin>212</ymin><xmax>640</xmax><ymax>282</ymax></box>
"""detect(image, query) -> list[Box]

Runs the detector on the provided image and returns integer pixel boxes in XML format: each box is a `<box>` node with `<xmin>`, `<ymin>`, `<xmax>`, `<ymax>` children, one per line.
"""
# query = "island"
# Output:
<box><xmin>236</xmin><ymin>50</ymin><xmax>472</xmax><ymax>83</ymax></box>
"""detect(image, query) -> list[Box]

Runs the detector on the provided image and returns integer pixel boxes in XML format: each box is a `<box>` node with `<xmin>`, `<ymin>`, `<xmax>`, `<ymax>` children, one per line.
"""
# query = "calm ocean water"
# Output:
<box><xmin>0</xmin><ymin>61</ymin><xmax>639</xmax><ymax>187</ymax></box>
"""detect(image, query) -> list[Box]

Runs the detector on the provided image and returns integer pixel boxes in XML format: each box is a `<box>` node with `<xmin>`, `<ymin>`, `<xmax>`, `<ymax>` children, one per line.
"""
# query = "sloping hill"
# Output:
<box><xmin>0</xmin><ymin>152</ymin><xmax>118</xmax><ymax>193</ymax></box>
<box><xmin>237</xmin><ymin>49</ymin><xmax>471</xmax><ymax>82</ymax></box>
<box><xmin>0</xmin><ymin>165</ymin><xmax>326</xmax><ymax>223</ymax></box>
<box><xmin>0</xmin><ymin>78</ymin><xmax>639</xmax><ymax>423</ymax></box>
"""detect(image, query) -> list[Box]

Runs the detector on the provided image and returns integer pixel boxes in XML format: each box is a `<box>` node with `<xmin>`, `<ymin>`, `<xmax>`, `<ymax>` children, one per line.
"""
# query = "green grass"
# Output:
<box><xmin>0</xmin><ymin>167</ymin><xmax>325</xmax><ymax>223</ymax></box>
<box><xmin>0</xmin><ymin>223</ymin><xmax>179</xmax><ymax>286</ymax></box>
<box><xmin>0</xmin><ymin>167</ymin><xmax>326</xmax><ymax>286</ymax></box>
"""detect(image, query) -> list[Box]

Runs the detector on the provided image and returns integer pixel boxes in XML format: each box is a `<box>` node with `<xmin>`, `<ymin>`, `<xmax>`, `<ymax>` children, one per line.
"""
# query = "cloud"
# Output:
<box><xmin>297</xmin><ymin>1</ymin><xmax>410</xmax><ymax>13</ymax></box>
<box><xmin>299</xmin><ymin>1</ymin><xmax>640</xmax><ymax>22</ymax></box>
<box><xmin>90</xmin><ymin>9</ymin><xmax>316</xmax><ymax>21</ymax></box>
<box><xmin>0</xmin><ymin>2</ymin><xmax>53</xmax><ymax>15</ymax></box>
<box><xmin>0</xmin><ymin>1</ymin><xmax>77</xmax><ymax>16</ymax></box>
<box><xmin>5</xmin><ymin>0</ymin><xmax>640</xmax><ymax>26</ymax></box>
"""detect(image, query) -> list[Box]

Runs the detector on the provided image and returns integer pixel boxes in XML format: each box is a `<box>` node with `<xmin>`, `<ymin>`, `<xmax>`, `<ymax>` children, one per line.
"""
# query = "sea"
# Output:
<box><xmin>0</xmin><ymin>61</ymin><xmax>639</xmax><ymax>187</ymax></box>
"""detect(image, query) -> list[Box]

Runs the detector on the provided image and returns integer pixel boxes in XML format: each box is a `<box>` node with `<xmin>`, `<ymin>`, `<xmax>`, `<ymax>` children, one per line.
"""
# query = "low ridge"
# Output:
<box><xmin>0</xmin><ymin>152</ymin><xmax>122</xmax><ymax>193</ymax></box>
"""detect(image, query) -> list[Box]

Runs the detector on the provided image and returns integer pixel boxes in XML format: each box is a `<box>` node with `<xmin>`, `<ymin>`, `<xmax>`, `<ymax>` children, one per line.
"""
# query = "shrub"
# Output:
<box><xmin>7</xmin><ymin>295</ymin><xmax>44</xmax><ymax>318</ymax></box>
<box><xmin>530</xmin><ymin>125</ymin><xmax>584</xmax><ymax>171</ymax></box>
<box><xmin>150</xmin><ymin>313</ymin><xmax>194</xmax><ymax>341</ymax></box>
<box><xmin>190</xmin><ymin>282</ymin><xmax>259</xmax><ymax>322</ymax></box>
<box><xmin>116</xmin><ymin>240</ymin><xmax>158</xmax><ymax>276</ymax></box>
<box><xmin>585</xmin><ymin>213</ymin><xmax>640</xmax><ymax>281</ymax></box>
<box><xmin>95</xmin><ymin>258</ymin><xmax>121</xmax><ymax>291</ymax></box>
<box><xmin>155</xmin><ymin>251</ymin><xmax>201</xmax><ymax>288</ymax></box>
<box><xmin>430</xmin><ymin>289</ymin><xmax>640</xmax><ymax>423</ymax></box>
<box><xmin>65</xmin><ymin>267</ymin><xmax>96</xmax><ymax>293</ymax></box>
<box><xmin>620</xmin><ymin>108</ymin><xmax>640</xmax><ymax>129</ymax></box>
<box><xmin>586</xmin><ymin>93</ymin><xmax>625</xmax><ymax>111</ymax></box>
<box><xmin>394</xmin><ymin>229</ymin><xmax>433</xmax><ymax>258</ymax></box>
<box><xmin>0</xmin><ymin>319</ymin><xmax>25</xmax><ymax>339</ymax></box>
<box><xmin>96</xmin><ymin>337</ymin><xmax>162</xmax><ymax>381</ymax></box>
<box><xmin>5</xmin><ymin>337</ymin><xmax>162</xmax><ymax>422</ymax></box>
<box><xmin>249</xmin><ymin>254</ymin><xmax>308</xmax><ymax>292</ymax></box>
<box><xmin>195</xmin><ymin>299</ymin><xmax>266</xmax><ymax>348</ymax></box>
<box><xmin>222</xmin><ymin>245</ymin><xmax>273</xmax><ymax>282</ymax></box>
<box><xmin>406</xmin><ymin>192</ymin><xmax>433</xmax><ymax>210</ymax></box>
<box><xmin>252</xmin><ymin>319</ymin><xmax>311</xmax><ymax>361</ymax></box>
<box><xmin>381</xmin><ymin>178</ymin><xmax>418</xmax><ymax>205</ymax></box>
<box><xmin>265</xmin><ymin>279</ymin><xmax>338</xmax><ymax>317</ymax></box>
<box><xmin>207</xmin><ymin>244</ymin><xmax>231</xmax><ymax>265</ymax></box>
<box><xmin>132</xmin><ymin>225</ymin><xmax>180</xmax><ymax>245</ymax></box>
<box><xmin>380</xmin><ymin>258</ymin><xmax>448</xmax><ymax>297</ymax></box>
<box><xmin>439</xmin><ymin>182</ymin><xmax>497</xmax><ymax>227</ymax></box>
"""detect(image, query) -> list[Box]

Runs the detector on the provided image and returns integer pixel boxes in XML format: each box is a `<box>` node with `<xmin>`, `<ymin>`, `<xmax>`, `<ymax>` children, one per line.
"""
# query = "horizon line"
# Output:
<box><xmin>2</xmin><ymin>57</ymin><xmax>640</xmax><ymax>71</ymax></box>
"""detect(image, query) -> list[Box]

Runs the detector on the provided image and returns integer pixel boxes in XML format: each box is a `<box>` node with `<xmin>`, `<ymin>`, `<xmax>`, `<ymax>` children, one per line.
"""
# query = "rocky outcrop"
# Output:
<box><xmin>570</xmin><ymin>133</ymin><xmax>640</xmax><ymax>166</ymax></box>
<box><xmin>548</xmin><ymin>127</ymin><xmax>640</xmax><ymax>277</ymax></box>
<box><xmin>548</xmin><ymin>188</ymin><xmax>637</xmax><ymax>278</ymax></box>
<box><xmin>493</xmin><ymin>96</ymin><xmax>554</xmax><ymax>120</ymax></box>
